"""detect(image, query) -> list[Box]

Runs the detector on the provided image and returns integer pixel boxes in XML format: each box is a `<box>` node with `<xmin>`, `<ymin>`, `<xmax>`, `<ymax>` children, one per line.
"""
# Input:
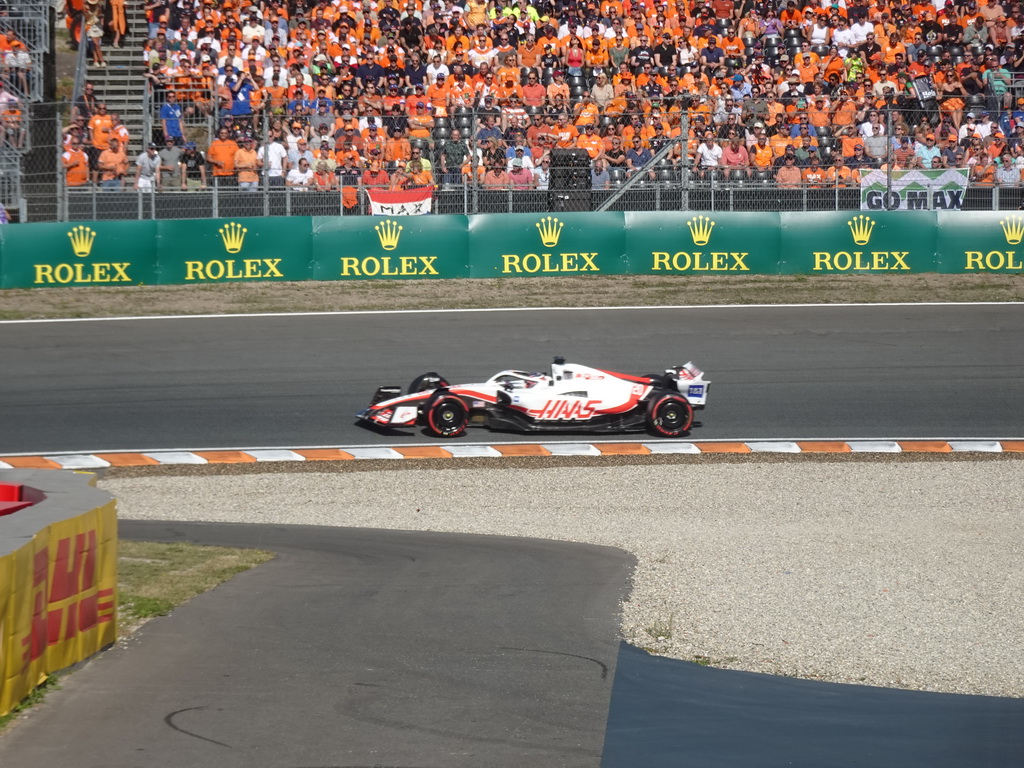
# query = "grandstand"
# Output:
<box><xmin>12</xmin><ymin>0</ymin><xmax>1024</xmax><ymax>221</ymax></box>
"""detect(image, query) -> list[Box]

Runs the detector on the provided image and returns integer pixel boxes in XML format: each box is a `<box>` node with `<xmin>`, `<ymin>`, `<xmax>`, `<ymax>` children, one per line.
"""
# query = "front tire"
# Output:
<box><xmin>424</xmin><ymin>396</ymin><xmax>468</xmax><ymax>438</ymax></box>
<box><xmin>408</xmin><ymin>372</ymin><xmax>449</xmax><ymax>394</ymax></box>
<box><xmin>646</xmin><ymin>393</ymin><xmax>694</xmax><ymax>437</ymax></box>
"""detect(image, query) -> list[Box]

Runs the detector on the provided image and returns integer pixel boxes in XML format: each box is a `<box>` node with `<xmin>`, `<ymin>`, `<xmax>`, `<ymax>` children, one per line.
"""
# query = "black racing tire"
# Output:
<box><xmin>646</xmin><ymin>393</ymin><xmax>694</xmax><ymax>438</ymax></box>
<box><xmin>408</xmin><ymin>372</ymin><xmax>449</xmax><ymax>394</ymax></box>
<box><xmin>424</xmin><ymin>396</ymin><xmax>468</xmax><ymax>438</ymax></box>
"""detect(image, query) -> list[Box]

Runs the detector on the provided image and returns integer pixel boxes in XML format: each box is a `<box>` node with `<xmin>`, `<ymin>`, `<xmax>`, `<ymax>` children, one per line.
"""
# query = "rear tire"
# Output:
<box><xmin>424</xmin><ymin>396</ymin><xmax>468</xmax><ymax>438</ymax></box>
<box><xmin>408</xmin><ymin>372</ymin><xmax>449</xmax><ymax>394</ymax></box>
<box><xmin>646</xmin><ymin>393</ymin><xmax>694</xmax><ymax>437</ymax></box>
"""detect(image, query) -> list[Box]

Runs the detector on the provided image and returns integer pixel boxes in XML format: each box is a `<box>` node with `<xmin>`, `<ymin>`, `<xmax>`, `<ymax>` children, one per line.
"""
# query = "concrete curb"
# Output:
<box><xmin>1</xmin><ymin>440</ymin><xmax>1021</xmax><ymax>469</ymax></box>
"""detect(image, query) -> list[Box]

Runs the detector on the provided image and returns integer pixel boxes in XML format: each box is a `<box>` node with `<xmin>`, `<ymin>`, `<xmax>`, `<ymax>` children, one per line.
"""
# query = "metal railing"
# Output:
<box><xmin>3</xmin><ymin>0</ymin><xmax>50</xmax><ymax>104</ymax></box>
<box><xmin>58</xmin><ymin>178</ymin><xmax>1023</xmax><ymax>221</ymax></box>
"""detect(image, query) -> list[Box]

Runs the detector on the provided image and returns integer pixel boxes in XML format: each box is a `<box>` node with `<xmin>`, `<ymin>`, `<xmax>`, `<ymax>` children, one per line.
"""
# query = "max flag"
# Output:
<box><xmin>367</xmin><ymin>187</ymin><xmax>433</xmax><ymax>216</ymax></box>
<box><xmin>860</xmin><ymin>168</ymin><xmax>969</xmax><ymax>211</ymax></box>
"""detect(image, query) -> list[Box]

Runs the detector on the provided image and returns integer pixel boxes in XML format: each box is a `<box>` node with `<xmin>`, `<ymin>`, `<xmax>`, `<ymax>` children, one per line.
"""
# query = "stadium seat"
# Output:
<box><xmin>729</xmin><ymin>169</ymin><xmax>747</xmax><ymax>182</ymax></box>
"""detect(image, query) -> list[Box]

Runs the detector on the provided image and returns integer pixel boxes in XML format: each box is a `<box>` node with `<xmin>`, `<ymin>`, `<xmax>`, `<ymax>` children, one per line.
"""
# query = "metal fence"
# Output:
<box><xmin>59</xmin><ymin>180</ymin><xmax>1024</xmax><ymax>221</ymax></box>
<box><xmin>8</xmin><ymin>101</ymin><xmax>1024</xmax><ymax>222</ymax></box>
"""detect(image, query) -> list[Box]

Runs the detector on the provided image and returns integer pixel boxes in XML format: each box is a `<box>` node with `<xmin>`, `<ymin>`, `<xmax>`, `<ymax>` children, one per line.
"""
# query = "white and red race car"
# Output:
<box><xmin>356</xmin><ymin>357</ymin><xmax>710</xmax><ymax>438</ymax></box>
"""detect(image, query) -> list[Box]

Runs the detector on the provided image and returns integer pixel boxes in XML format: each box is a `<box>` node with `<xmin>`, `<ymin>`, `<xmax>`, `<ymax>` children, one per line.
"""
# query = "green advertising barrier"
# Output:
<box><xmin>0</xmin><ymin>220</ymin><xmax>159</xmax><ymax>288</ymax></box>
<box><xmin>467</xmin><ymin>212</ymin><xmax>627</xmax><ymax>278</ymax></box>
<box><xmin>779</xmin><ymin>211</ymin><xmax>939</xmax><ymax>274</ymax></box>
<box><xmin>935</xmin><ymin>211</ymin><xmax>1024</xmax><ymax>273</ymax></box>
<box><xmin>3</xmin><ymin>211</ymin><xmax>1023</xmax><ymax>289</ymax></box>
<box><xmin>311</xmin><ymin>214</ymin><xmax>470</xmax><ymax>280</ymax></box>
<box><xmin>625</xmin><ymin>212</ymin><xmax>783</xmax><ymax>275</ymax></box>
<box><xmin>155</xmin><ymin>217</ymin><xmax>314</xmax><ymax>284</ymax></box>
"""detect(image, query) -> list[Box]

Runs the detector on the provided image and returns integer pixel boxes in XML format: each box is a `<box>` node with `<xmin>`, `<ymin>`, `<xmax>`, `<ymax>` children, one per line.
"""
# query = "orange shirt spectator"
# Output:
<box><xmin>89</xmin><ymin>107</ymin><xmax>114</xmax><ymax>150</ymax></box>
<box><xmin>63</xmin><ymin>140</ymin><xmax>90</xmax><ymax>186</ymax></box>
<box><xmin>776</xmin><ymin>156</ymin><xmax>803</xmax><ymax>186</ymax></box>
<box><xmin>208</xmin><ymin>129</ymin><xmax>240</xmax><ymax>177</ymax></box>
<box><xmin>576</xmin><ymin>126</ymin><xmax>604</xmax><ymax>158</ymax></box>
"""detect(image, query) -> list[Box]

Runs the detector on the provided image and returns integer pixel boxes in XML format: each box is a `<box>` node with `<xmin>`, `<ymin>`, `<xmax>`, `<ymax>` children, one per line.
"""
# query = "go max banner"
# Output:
<box><xmin>778</xmin><ymin>211</ymin><xmax>939</xmax><ymax>274</ymax></box>
<box><xmin>624</xmin><ymin>212</ymin><xmax>783</xmax><ymax>275</ymax></box>
<box><xmin>155</xmin><ymin>216</ymin><xmax>314</xmax><ymax>284</ymax></box>
<box><xmin>467</xmin><ymin>212</ymin><xmax>627</xmax><ymax>278</ymax></box>
<box><xmin>935</xmin><ymin>210</ymin><xmax>1024</xmax><ymax>273</ymax></box>
<box><xmin>860</xmin><ymin>169</ymin><xmax>970</xmax><ymax>211</ymax></box>
<box><xmin>0</xmin><ymin>220</ymin><xmax>159</xmax><ymax>288</ymax></box>
<box><xmin>311</xmin><ymin>214</ymin><xmax>470</xmax><ymax>280</ymax></box>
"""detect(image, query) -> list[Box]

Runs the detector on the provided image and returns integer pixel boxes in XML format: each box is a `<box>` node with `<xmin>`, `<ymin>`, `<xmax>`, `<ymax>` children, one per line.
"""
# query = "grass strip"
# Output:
<box><xmin>0</xmin><ymin>274</ymin><xmax>1021</xmax><ymax>321</ymax></box>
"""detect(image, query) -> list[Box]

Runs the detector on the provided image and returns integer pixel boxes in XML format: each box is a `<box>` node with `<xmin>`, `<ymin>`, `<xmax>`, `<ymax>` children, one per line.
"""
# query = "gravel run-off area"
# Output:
<box><xmin>102</xmin><ymin>457</ymin><xmax>1024</xmax><ymax>698</ymax></box>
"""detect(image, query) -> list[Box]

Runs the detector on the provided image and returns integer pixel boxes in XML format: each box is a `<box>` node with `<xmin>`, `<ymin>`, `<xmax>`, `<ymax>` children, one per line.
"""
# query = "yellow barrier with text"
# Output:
<box><xmin>0</xmin><ymin>499</ymin><xmax>118</xmax><ymax>716</ymax></box>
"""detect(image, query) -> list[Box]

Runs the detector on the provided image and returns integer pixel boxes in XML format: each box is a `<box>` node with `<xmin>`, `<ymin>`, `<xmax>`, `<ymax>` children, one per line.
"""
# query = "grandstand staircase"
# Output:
<box><xmin>81</xmin><ymin>3</ymin><xmax>149</xmax><ymax>153</ymax></box>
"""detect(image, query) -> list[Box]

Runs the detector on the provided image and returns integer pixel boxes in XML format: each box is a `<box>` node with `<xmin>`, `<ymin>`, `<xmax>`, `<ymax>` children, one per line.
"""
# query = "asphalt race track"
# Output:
<box><xmin>2</xmin><ymin>304</ymin><xmax>1023</xmax><ymax>766</ymax></box>
<box><xmin>1</xmin><ymin>304</ymin><xmax>1023</xmax><ymax>454</ymax></box>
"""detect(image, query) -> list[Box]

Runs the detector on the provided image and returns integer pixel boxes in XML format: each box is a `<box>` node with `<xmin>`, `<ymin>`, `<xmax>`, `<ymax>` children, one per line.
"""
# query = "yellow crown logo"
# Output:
<box><xmin>536</xmin><ymin>216</ymin><xmax>564</xmax><ymax>248</ymax></box>
<box><xmin>219</xmin><ymin>222</ymin><xmax>248</xmax><ymax>254</ymax></box>
<box><xmin>1000</xmin><ymin>215</ymin><xmax>1024</xmax><ymax>245</ymax></box>
<box><xmin>375</xmin><ymin>219</ymin><xmax>403</xmax><ymax>251</ymax></box>
<box><xmin>686</xmin><ymin>215</ymin><xmax>716</xmax><ymax>246</ymax></box>
<box><xmin>67</xmin><ymin>225</ymin><xmax>96</xmax><ymax>258</ymax></box>
<box><xmin>847</xmin><ymin>215</ymin><xmax>875</xmax><ymax>246</ymax></box>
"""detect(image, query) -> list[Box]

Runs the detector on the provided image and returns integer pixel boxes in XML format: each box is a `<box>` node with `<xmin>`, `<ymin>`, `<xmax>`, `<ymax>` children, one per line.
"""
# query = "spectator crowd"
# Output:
<box><xmin>61</xmin><ymin>0</ymin><xmax>1024</xmax><ymax>194</ymax></box>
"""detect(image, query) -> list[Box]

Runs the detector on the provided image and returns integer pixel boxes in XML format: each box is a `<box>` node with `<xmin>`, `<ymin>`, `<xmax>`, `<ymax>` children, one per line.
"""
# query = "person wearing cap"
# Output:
<box><xmin>96</xmin><ymin>137</ymin><xmax>128</xmax><ymax>189</ymax></box>
<box><xmin>234</xmin><ymin>136</ymin><xmax>260</xmax><ymax>190</ymax></box>
<box><xmin>576</xmin><ymin>122</ymin><xmax>605</xmax><ymax>160</ymax></box>
<box><xmin>287</xmin><ymin>135</ymin><xmax>315</xmax><ymax>169</ymax></box>
<box><xmin>134</xmin><ymin>143</ymin><xmax>162</xmax><ymax>191</ymax></box>
<box><xmin>506</xmin><ymin>155</ymin><xmax>534</xmax><ymax>189</ymax></box>
<box><xmin>698</xmin><ymin>35</ymin><xmax>725</xmax><ymax>69</ymax></box>
<box><xmin>178</xmin><ymin>142</ymin><xmax>208</xmax><ymax>190</ymax></box>
<box><xmin>914</xmin><ymin>132</ymin><xmax>941</xmax><ymax>168</ymax></box>
<box><xmin>774</xmin><ymin>149</ymin><xmax>802</xmax><ymax>188</ymax></box>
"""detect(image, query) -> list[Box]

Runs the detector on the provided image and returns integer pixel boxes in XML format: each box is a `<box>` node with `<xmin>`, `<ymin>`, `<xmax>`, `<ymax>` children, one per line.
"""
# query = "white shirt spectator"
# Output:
<box><xmin>832</xmin><ymin>26</ymin><xmax>856</xmax><ymax>53</ymax></box>
<box><xmin>425</xmin><ymin>61</ymin><xmax>450</xmax><ymax>81</ymax></box>
<box><xmin>696</xmin><ymin>140</ymin><xmax>723</xmax><ymax>168</ymax></box>
<box><xmin>849</xmin><ymin>20</ymin><xmax>873</xmax><ymax>45</ymax></box>
<box><xmin>257</xmin><ymin>141</ymin><xmax>289</xmax><ymax>178</ymax></box>
<box><xmin>286</xmin><ymin>165</ymin><xmax>314</xmax><ymax>189</ymax></box>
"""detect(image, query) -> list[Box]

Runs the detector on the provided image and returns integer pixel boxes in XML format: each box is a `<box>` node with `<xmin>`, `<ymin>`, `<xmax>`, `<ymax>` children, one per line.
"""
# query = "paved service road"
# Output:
<box><xmin>0</xmin><ymin>521</ymin><xmax>632</xmax><ymax>768</ymax></box>
<box><xmin>1</xmin><ymin>304</ymin><xmax>1022</xmax><ymax>454</ymax></box>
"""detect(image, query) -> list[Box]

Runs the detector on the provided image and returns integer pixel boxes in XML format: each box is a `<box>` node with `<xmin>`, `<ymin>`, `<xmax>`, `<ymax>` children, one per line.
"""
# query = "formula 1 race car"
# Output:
<box><xmin>355</xmin><ymin>357</ymin><xmax>710</xmax><ymax>438</ymax></box>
